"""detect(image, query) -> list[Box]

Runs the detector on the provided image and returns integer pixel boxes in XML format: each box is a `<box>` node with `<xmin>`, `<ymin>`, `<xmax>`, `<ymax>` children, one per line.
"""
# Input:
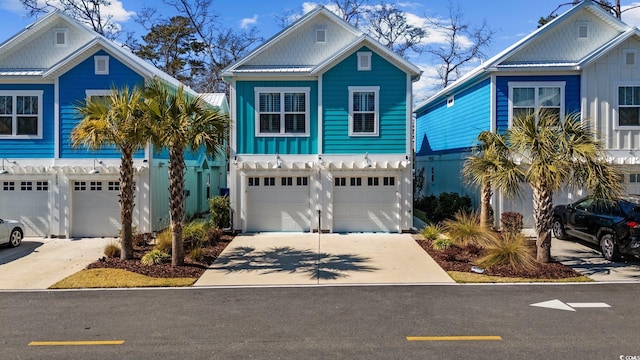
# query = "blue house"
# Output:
<box><xmin>0</xmin><ymin>11</ymin><xmax>227</xmax><ymax>238</ymax></box>
<box><xmin>223</xmin><ymin>6</ymin><xmax>421</xmax><ymax>233</ymax></box>
<box><xmin>415</xmin><ymin>0</ymin><xmax>640</xmax><ymax>227</ymax></box>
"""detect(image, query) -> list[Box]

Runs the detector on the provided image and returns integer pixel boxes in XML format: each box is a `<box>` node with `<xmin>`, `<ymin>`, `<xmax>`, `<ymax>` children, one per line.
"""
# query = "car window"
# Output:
<box><xmin>574</xmin><ymin>198</ymin><xmax>594</xmax><ymax>211</ymax></box>
<box><xmin>620</xmin><ymin>201</ymin><xmax>640</xmax><ymax>217</ymax></box>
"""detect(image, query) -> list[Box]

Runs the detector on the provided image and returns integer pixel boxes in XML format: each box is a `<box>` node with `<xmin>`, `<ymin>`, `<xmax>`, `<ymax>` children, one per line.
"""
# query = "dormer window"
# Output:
<box><xmin>316</xmin><ymin>28</ymin><xmax>326</xmax><ymax>43</ymax></box>
<box><xmin>623</xmin><ymin>49</ymin><xmax>637</xmax><ymax>67</ymax></box>
<box><xmin>54</xmin><ymin>28</ymin><xmax>68</xmax><ymax>47</ymax></box>
<box><xmin>357</xmin><ymin>52</ymin><xmax>371</xmax><ymax>71</ymax></box>
<box><xmin>577</xmin><ymin>22</ymin><xmax>588</xmax><ymax>39</ymax></box>
<box><xmin>94</xmin><ymin>55</ymin><xmax>109</xmax><ymax>75</ymax></box>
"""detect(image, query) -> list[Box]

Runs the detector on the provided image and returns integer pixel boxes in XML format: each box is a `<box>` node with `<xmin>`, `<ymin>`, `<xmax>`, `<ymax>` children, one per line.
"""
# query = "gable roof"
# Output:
<box><xmin>415</xmin><ymin>0</ymin><xmax>632</xmax><ymax>111</ymax></box>
<box><xmin>0</xmin><ymin>10</ymin><xmax>195</xmax><ymax>94</ymax></box>
<box><xmin>222</xmin><ymin>5</ymin><xmax>421</xmax><ymax>80</ymax></box>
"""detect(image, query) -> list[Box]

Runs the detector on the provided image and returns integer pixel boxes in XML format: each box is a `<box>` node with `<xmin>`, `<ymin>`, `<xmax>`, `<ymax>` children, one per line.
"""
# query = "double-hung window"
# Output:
<box><xmin>617</xmin><ymin>85</ymin><xmax>640</xmax><ymax>127</ymax></box>
<box><xmin>0</xmin><ymin>90</ymin><xmax>43</xmax><ymax>139</ymax></box>
<box><xmin>255</xmin><ymin>87</ymin><xmax>310</xmax><ymax>136</ymax></box>
<box><xmin>349</xmin><ymin>86</ymin><xmax>379</xmax><ymax>136</ymax></box>
<box><xmin>508</xmin><ymin>82</ymin><xmax>564</xmax><ymax>125</ymax></box>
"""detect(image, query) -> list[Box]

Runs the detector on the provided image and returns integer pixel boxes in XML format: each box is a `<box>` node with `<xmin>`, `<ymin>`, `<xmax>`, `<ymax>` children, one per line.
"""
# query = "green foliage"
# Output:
<box><xmin>442</xmin><ymin>211</ymin><xmax>497</xmax><ymax>247</ymax></box>
<box><xmin>141</xmin><ymin>249</ymin><xmax>170</xmax><ymax>265</ymax></box>
<box><xmin>209</xmin><ymin>195</ymin><xmax>231</xmax><ymax>229</ymax></box>
<box><xmin>183</xmin><ymin>220</ymin><xmax>209</xmax><ymax>249</ymax></box>
<box><xmin>421</xmin><ymin>224</ymin><xmax>443</xmax><ymax>241</ymax></box>
<box><xmin>206</xmin><ymin>227</ymin><xmax>224</xmax><ymax>245</ymax></box>
<box><xmin>414</xmin><ymin>208</ymin><xmax>428</xmax><ymax>223</ymax></box>
<box><xmin>188</xmin><ymin>247</ymin><xmax>206</xmax><ymax>263</ymax></box>
<box><xmin>501</xmin><ymin>212</ymin><xmax>523</xmax><ymax>235</ymax></box>
<box><xmin>477</xmin><ymin>232</ymin><xmax>535</xmax><ymax>271</ymax></box>
<box><xmin>432</xmin><ymin>237</ymin><xmax>453</xmax><ymax>251</ymax></box>
<box><xmin>104</xmin><ymin>241</ymin><xmax>121</xmax><ymax>258</ymax></box>
<box><xmin>414</xmin><ymin>192</ymin><xmax>472</xmax><ymax>223</ymax></box>
<box><xmin>154</xmin><ymin>229</ymin><xmax>173</xmax><ymax>253</ymax></box>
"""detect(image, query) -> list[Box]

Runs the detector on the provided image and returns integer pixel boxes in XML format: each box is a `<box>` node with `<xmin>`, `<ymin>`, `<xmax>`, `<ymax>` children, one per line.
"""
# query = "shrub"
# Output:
<box><xmin>209</xmin><ymin>195</ymin><xmax>231</xmax><ymax>229</ymax></box>
<box><xmin>154</xmin><ymin>229</ymin><xmax>172</xmax><ymax>254</ymax></box>
<box><xmin>189</xmin><ymin>247</ymin><xmax>206</xmax><ymax>262</ymax></box>
<box><xmin>183</xmin><ymin>220</ymin><xmax>209</xmax><ymax>249</ymax></box>
<box><xmin>477</xmin><ymin>232</ymin><xmax>535</xmax><ymax>271</ymax></box>
<box><xmin>432</xmin><ymin>237</ymin><xmax>453</xmax><ymax>251</ymax></box>
<box><xmin>206</xmin><ymin>227</ymin><xmax>224</xmax><ymax>245</ymax></box>
<box><xmin>141</xmin><ymin>249</ymin><xmax>169</xmax><ymax>265</ymax></box>
<box><xmin>421</xmin><ymin>224</ymin><xmax>443</xmax><ymax>241</ymax></box>
<box><xmin>442</xmin><ymin>211</ymin><xmax>497</xmax><ymax>247</ymax></box>
<box><xmin>501</xmin><ymin>212</ymin><xmax>524</xmax><ymax>235</ymax></box>
<box><xmin>104</xmin><ymin>241</ymin><xmax>121</xmax><ymax>258</ymax></box>
<box><xmin>414</xmin><ymin>192</ymin><xmax>472</xmax><ymax>223</ymax></box>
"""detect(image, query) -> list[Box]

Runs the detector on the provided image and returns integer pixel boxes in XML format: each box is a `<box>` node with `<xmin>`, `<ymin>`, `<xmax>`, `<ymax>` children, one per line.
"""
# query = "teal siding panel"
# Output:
<box><xmin>322</xmin><ymin>47</ymin><xmax>408</xmax><ymax>154</ymax></box>
<box><xmin>59</xmin><ymin>50</ymin><xmax>146</xmax><ymax>159</ymax></box>
<box><xmin>235</xmin><ymin>80</ymin><xmax>318</xmax><ymax>155</ymax></box>
<box><xmin>0</xmin><ymin>84</ymin><xmax>55</xmax><ymax>158</ymax></box>
<box><xmin>416</xmin><ymin>78</ymin><xmax>491</xmax><ymax>155</ymax></box>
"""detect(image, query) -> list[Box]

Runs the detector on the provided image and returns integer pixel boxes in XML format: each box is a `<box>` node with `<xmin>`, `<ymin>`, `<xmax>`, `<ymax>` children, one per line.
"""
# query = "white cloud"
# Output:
<box><xmin>0</xmin><ymin>0</ymin><xmax>134</xmax><ymax>22</ymax></box>
<box><xmin>240</xmin><ymin>15</ymin><xmax>258</xmax><ymax>29</ymax></box>
<box><xmin>622</xmin><ymin>3</ymin><xmax>640</xmax><ymax>27</ymax></box>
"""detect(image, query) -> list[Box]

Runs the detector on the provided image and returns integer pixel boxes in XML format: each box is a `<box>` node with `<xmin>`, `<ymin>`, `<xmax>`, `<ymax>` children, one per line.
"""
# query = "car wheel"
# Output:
<box><xmin>9</xmin><ymin>228</ymin><xmax>23</xmax><ymax>247</ymax></box>
<box><xmin>600</xmin><ymin>233</ymin><xmax>620</xmax><ymax>261</ymax></box>
<box><xmin>552</xmin><ymin>218</ymin><xmax>569</xmax><ymax>240</ymax></box>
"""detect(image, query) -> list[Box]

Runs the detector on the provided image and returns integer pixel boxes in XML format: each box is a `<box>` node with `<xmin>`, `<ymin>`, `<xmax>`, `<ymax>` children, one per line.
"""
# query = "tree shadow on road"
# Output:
<box><xmin>212</xmin><ymin>246</ymin><xmax>378</xmax><ymax>280</ymax></box>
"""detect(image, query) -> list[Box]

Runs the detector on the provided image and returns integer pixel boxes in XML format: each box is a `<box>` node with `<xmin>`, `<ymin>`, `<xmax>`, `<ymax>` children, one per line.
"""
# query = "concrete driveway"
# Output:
<box><xmin>0</xmin><ymin>237</ymin><xmax>110</xmax><ymax>290</ymax></box>
<box><xmin>194</xmin><ymin>233</ymin><xmax>454</xmax><ymax>286</ymax></box>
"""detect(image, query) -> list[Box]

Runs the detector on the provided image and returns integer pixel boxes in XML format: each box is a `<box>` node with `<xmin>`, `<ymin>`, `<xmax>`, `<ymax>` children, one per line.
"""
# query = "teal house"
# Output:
<box><xmin>223</xmin><ymin>6</ymin><xmax>421</xmax><ymax>233</ymax></box>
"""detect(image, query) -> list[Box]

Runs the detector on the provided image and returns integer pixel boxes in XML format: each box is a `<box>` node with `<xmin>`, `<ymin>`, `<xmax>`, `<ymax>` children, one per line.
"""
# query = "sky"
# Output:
<box><xmin>2</xmin><ymin>0</ymin><xmax>640</xmax><ymax>101</ymax></box>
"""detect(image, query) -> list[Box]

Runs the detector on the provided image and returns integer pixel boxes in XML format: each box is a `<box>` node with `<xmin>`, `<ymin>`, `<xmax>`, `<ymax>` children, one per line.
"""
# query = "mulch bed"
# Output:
<box><xmin>86</xmin><ymin>234</ymin><xmax>234</xmax><ymax>278</ymax></box>
<box><xmin>415</xmin><ymin>237</ymin><xmax>583</xmax><ymax>279</ymax></box>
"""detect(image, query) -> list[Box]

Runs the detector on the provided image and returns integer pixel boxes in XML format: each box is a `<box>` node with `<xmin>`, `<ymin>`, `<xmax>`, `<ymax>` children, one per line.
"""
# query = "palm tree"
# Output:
<box><xmin>143</xmin><ymin>79</ymin><xmax>229</xmax><ymax>266</ymax></box>
<box><xmin>493</xmin><ymin>110</ymin><xmax>623</xmax><ymax>263</ymax></box>
<box><xmin>463</xmin><ymin>130</ymin><xmax>520</xmax><ymax>229</ymax></box>
<box><xmin>71</xmin><ymin>86</ymin><xmax>148</xmax><ymax>259</ymax></box>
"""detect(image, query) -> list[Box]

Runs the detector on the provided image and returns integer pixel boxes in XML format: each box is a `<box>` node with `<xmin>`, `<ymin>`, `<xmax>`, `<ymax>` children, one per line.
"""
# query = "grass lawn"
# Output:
<box><xmin>448</xmin><ymin>271</ymin><xmax>593</xmax><ymax>283</ymax></box>
<box><xmin>50</xmin><ymin>268</ymin><xmax>196</xmax><ymax>289</ymax></box>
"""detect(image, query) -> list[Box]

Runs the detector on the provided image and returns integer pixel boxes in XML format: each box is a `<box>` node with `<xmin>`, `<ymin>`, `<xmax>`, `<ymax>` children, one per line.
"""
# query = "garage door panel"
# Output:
<box><xmin>245</xmin><ymin>176</ymin><xmax>311</xmax><ymax>232</ymax></box>
<box><xmin>0</xmin><ymin>180</ymin><xmax>50</xmax><ymax>237</ymax></box>
<box><xmin>72</xmin><ymin>180</ymin><xmax>121</xmax><ymax>238</ymax></box>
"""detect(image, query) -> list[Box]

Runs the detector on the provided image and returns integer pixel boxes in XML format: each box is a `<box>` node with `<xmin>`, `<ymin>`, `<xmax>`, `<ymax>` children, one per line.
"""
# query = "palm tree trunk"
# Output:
<box><xmin>480</xmin><ymin>176</ymin><xmax>492</xmax><ymax>229</ymax></box>
<box><xmin>119</xmin><ymin>147</ymin><xmax>135</xmax><ymax>259</ymax></box>
<box><xmin>169</xmin><ymin>146</ymin><xmax>186</xmax><ymax>266</ymax></box>
<box><xmin>532</xmin><ymin>184</ymin><xmax>553</xmax><ymax>263</ymax></box>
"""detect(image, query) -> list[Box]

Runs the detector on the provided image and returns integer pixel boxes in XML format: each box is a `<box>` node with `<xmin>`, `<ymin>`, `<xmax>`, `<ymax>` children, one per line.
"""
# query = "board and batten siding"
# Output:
<box><xmin>583</xmin><ymin>38</ymin><xmax>640</xmax><ymax>151</ymax></box>
<box><xmin>415</xmin><ymin>78</ymin><xmax>491</xmax><ymax>156</ymax></box>
<box><xmin>322</xmin><ymin>47</ymin><xmax>407</xmax><ymax>154</ymax></box>
<box><xmin>235</xmin><ymin>80</ymin><xmax>318</xmax><ymax>155</ymax></box>
<box><xmin>58</xmin><ymin>50</ymin><xmax>145</xmax><ymax>158</ymax></box>
<box><xmin>495</xmin><ymin>75</ymin><xmax>581</xmax><ymax>133</ymax></box>
<box><xmin>0</xmin><ymin>83</ymin><xmax>55</xmax><ymax>158</ymax></box>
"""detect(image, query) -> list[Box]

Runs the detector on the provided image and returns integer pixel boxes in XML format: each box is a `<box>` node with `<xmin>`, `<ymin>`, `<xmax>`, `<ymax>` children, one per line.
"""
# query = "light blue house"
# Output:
<box><xmin>0</xmin><ymin>11</ymin><xmax>227</xmax><ymax>238</ymax></box>
<box><xmin>415</xmin><ymin>0</ymin><xmax>640</xmax><ymax>227</ymax></box>
<box><xmin>223</xmin><ymin>6</ymin><xmax>421</xmax><ymax>233</ymax></box>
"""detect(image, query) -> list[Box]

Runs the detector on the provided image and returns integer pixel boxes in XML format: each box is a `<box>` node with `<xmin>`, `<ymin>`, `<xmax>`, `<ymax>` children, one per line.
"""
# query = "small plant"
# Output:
<box><xmin>189</xmin><ymin>247</ymin><xmax>206</xmax><ymax>262</ymax></box>
<box><xmin>206</xmin><ymin>227</ymin><xmax>224</xmax><ymax>244</ymax></box>
<box><xmin>432</xmin><ymin>237</ymin><xmax>453</xmax><ymax>251</ymax></box>
<box><xmin>104</xmin><ymin>241</ymin><xmax>121</xmax><ymax>258</ymax></box>
<box><xmin>154</xmin><ymin>229</ymin><xmax>172</xmax><ymax>253</ymax></box>
<box><xmin>209</xmin><ymin>195</ymin><xmax>231</xmax><ymax>229</ymax></box>
<box><xmin>183</xmin><ymin>220</ymin><xmax>209</xmax><ymax>249</ymax></box>
<box><xmin>442</xmin><ymin>211</ymin><xmax>497</xmax><ymax>247</ymax></box>
<box><xmin>501</xmin><ymin>212</ymin><xmax>524</xmax><ymax>235</ymax></box>
<box><xmin>141</xmin><ymin>249</ymin><xmax>170</xmax><ymax>265</ymax></box>
<box><xmin>421</xmin><ymin>224</ymin><xmax>443</xmax><ymax>241</ymax></box>
<box><xmin>477</xmin><ymin>232</ymin><xmax>535</xmax><ymax>271</ymax></box>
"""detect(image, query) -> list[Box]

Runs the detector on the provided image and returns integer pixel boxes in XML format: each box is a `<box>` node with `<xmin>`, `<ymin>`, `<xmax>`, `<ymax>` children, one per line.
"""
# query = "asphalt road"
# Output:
<box><xmin>1</xmin><ymin>284</ymin><xmax>640</xmax><ymax>359</ymax></box>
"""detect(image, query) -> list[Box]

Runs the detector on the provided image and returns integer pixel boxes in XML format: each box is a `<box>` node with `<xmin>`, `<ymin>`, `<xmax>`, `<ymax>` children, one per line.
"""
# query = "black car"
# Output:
<box><xmin>552</xmin><ymin>196</ymin><xmax>640</xmax><ymax>261</ymax></box>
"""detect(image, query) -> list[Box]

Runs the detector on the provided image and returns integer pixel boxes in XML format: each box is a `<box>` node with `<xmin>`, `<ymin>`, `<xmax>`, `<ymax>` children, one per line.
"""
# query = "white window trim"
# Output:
<box><xmin>507</xmin><ymin>81</ymin><xmax>565</xmax><ymax>128</ymax></box>
<box><xmin>577</xmin><ymin>22</ymin><xmax>589</xmax><ymax>40</ymax></box>
<box><xmin>348</xmin><ymin>86</ymin><xmax>380</xmax><ymax>137</ymax></box>
<box><xmin>623</xmin><ymin>49</ymin><xmax>637</xmax><ymax>67</ymax></box>
<box><xmin>94</xmin><ymin>55</ymin><xmax>109</xmax><ymax>75</ymax></box>
<box><xmin>315</xmin><ymin>28</ymin><xmax>327</xmax><ymax>44</ymax></box>
<box><xmin>357</xmin><ymin>52</ymin><xmax>372</xmax><ymax>71</ymax></box>
<box><xmin>446</xmin><ymin>95</ymin><xmax>455</xmax><ymax>108</ymax></box>
<box><xmin>85</xmin><ymin>89</ymin><xmax>111</xmax><ymax>100</ymax></box>
<box><xmin>614</xmin><ymin>82</ymin><xmax>640</xmax><ymax>130</ymax></box>
<box><xmin>53</xmin><ymin>28</ymin><xmax>68</xmax><ymax>47</ymax></box>
<box><xmin>254</xmin><ymin>87</ymin><xmax>311</xmax><ymax>137</ymax></box>
<box><xmin>0</xmin><ymin>90</ymin><xmax>44</xmax><ymax>139</ymax></box>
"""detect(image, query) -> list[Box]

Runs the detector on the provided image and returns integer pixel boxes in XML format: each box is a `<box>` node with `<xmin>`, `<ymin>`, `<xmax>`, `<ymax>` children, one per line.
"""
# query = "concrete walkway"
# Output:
<box><xmin>0</xmin><ymin>237</ymin><xmax>111</xmax><ymax>290</ymax></box>
<box><xmin>194</xmin><ymin>233</ymin><xmax>455</xmax><ymax>286</ymax></box>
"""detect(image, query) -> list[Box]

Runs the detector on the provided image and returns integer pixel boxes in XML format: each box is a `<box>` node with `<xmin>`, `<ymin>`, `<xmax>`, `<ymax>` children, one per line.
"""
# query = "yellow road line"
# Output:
<box><xmin>407</xmin><ymin>336</ymin><xmax>503</xmax><ymax>341</ymax></box>
<box><xmin>29</xmin><ymin>340</ymin><xmax>125</xmax><ymax>346</ymax></box>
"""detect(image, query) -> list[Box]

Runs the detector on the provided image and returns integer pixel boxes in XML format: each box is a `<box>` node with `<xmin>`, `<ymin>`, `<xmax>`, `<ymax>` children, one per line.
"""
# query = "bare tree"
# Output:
<box><xmin>332</xmin><ymin>0</ymin><xmax>367</xmax><ymax>26</ymax></box>
<box><xmin>365</xmin><ymin>3</ymin><xmax>427</xmax><ymax>56</ymax></box>
<box><xmin>18</xmin><ymin>0</ymin><xmax>120</xmax><ymax>39</ymax></box>
<box><xmin>426</xmin><ymin>3</ymin><xmax>494</xmax><ymax>88</ymax></box>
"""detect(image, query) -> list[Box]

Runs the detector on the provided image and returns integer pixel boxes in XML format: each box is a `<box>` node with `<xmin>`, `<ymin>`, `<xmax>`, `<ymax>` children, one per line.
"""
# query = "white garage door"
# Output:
<box><xmin>333</xmin><ymin>175</ymin><xmax>399</xmax><ymax>232</ymax></box>
<box><xmin>245</xmin><ymin>176</ymin><xmax>311</xmax><ymax>232</ymax></box>
<box><xmin>0</xmin><ymin>180</ymin><xmax>50</xmax><ymax>236</ymax></box>
<box><xmin>72</xmin><ymin>180</ymin><xmax>120</xmax><ymax>238</ymax></box>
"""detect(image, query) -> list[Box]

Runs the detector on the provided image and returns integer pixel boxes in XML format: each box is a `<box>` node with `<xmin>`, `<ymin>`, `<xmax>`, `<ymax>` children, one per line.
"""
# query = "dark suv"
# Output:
<box><xmin>552</xmin><ymin>196</ymin><xmax>640</xmax><ymax>261</ymax></box>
